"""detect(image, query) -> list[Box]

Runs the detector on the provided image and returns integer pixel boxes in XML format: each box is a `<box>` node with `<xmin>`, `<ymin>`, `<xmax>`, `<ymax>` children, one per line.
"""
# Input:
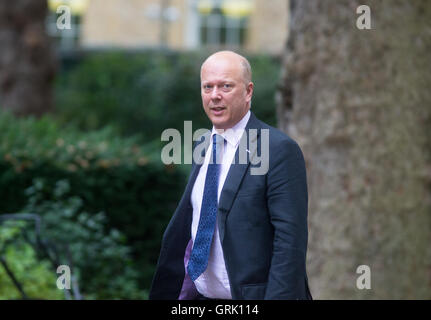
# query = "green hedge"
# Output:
<box><xmin>0</xmin><ymin>220</ymin><xmax>64</xmax><ymax>300</ymax></box>
<box><xmin>54</xmin><ymin>50</ymin><xmax>281</xmax><ymax>141</ymax></box>
<box><xmin>0</xmin><ymin>111</ymin><xmax>186</xmax><ymax>298</ymax></box>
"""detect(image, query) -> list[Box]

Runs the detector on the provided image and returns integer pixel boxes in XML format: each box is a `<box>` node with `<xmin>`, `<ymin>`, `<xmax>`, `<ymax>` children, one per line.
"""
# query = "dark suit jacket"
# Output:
<box><xmin>149</xmin><ymin>112</ymin><xmax>312</xmax><ymax>300</ymax></box>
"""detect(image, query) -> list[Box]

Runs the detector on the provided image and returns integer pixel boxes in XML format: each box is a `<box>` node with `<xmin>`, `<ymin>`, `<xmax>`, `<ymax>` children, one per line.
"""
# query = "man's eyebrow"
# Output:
<box><xmin>204</xmin><ymin>78</ymin><xmax>235</xmax><ymax>82</ymax></box>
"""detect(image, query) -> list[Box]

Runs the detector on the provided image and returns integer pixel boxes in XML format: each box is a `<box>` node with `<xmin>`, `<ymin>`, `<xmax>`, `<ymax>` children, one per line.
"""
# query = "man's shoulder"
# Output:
<box><xmin>252</xmin><ymin>117</ymin><xmax>306</xmax><ymax>177</ymax></box>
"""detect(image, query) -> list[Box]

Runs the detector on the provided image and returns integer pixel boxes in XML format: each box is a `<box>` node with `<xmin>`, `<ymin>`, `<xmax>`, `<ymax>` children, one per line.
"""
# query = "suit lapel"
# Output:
<box><xmin>217</xmin><ymin>112</ymin><xmax>262</xmax><ymax>243</ymax></box>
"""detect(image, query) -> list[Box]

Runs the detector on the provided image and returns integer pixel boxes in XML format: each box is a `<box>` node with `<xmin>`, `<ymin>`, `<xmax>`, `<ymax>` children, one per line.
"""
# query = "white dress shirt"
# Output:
<box><xmin>190</xmin><ymin>110</ymin><xmax>251</xmax><ymax>299</ymax></box>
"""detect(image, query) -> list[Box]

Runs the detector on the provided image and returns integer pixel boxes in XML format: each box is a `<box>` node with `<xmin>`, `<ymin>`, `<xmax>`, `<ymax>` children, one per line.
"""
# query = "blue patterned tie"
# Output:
<box><xmin>187</xmin><ymin>134</ymin><xmax>224</xmax><ymax>281</ymax></box>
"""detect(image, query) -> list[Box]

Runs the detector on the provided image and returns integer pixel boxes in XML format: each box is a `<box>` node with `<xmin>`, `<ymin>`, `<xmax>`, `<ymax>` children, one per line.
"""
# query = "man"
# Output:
<box><xmin>150</xmin><ymin>51</ymin><xmax>311</xmax><ymax>300</ymax></box>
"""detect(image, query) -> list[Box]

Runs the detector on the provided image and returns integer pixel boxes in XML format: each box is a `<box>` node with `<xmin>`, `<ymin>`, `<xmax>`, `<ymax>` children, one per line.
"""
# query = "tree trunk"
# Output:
<box><xmin>279</xmin><ymin>0</ymin><xmax>431</xmax><ymax>299</ymax></box>
<box><xmin>0</xmin><ymin>0</ymin><xmax>56</xmax><ymax>116</ymax></box>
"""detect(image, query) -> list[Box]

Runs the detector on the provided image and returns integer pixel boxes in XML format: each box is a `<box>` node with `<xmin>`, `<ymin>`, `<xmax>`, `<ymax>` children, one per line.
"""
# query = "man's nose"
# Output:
<box><xmin>210</xmin><ymin>87</ymin><xmax>221</xmax><ymax>100</ymax></box>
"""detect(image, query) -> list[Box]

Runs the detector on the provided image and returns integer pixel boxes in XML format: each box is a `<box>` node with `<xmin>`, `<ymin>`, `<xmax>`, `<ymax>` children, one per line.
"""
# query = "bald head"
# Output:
<box><xmin>201</xmin><ymin>51</ymin><xmax>252</xmax><ymax>85</ymax></box>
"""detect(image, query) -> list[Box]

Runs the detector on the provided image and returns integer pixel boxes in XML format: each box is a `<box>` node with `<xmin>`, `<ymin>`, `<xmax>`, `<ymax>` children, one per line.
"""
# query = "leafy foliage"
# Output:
<box><xmin>0</xmin><ymin>221</ymin><xmax>64</xmax><ymax>300</ymax></box>
<box><xmin>20</xmin><ymin>178</ymin><xmax>147</xmax><ymax>299</ymax></box>
<box><xmin>0</xmin><ymin>110</ymin><xmax>185</xmax><ymax>298</ymax></box>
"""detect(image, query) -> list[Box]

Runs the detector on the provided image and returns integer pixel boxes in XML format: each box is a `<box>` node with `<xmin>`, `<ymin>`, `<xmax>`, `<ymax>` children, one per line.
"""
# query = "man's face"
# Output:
<box><xmin>200</xmin><ymin>55</ymin><xmax>253</xmax><ymax>130</ymax></box>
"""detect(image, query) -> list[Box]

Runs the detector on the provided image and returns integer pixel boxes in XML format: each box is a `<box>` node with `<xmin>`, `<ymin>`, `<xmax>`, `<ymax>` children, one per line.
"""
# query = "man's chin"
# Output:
<box><xmin>210</xmin><ymin>116</ymin><xmax>229</xmax><ymax>129</ymax></box>
<box><xmin>213</xmin><ymin>120</ymin><xmax>232</xmax><ymax>130</ymax></box>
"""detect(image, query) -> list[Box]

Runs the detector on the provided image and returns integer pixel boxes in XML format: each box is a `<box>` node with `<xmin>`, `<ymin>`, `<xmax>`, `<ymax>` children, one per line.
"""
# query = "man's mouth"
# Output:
<box><xmin>210</xmin><ymin>107</ymin><xmax>226</xmax><ymax>111</ymax></box>
<box><xmin>210</xmin><ymin>106</ymin><xmax>226</xmax><ymax>115</ymax></box>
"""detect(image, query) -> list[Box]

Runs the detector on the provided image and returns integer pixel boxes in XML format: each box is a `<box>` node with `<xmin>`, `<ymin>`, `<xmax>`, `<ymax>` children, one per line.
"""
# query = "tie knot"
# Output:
<box><xmin>213</xmin><ymin>133</ymin><xmax>224</xmax><ymax>144</ymax></box>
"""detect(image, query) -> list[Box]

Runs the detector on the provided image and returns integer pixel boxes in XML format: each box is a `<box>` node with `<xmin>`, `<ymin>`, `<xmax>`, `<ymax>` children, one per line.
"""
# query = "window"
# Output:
<box><xmin>197</xmin><ymin>0</ymin><xmax>253</xmax><ymax>48</ymax></box>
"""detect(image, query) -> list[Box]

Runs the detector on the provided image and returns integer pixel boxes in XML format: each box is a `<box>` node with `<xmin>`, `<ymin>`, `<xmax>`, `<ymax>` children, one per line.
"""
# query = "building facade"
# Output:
<box><xmin>48</xmin><ymin>0</ymin><xmax>289</xmax><ymax>55</ymax></box>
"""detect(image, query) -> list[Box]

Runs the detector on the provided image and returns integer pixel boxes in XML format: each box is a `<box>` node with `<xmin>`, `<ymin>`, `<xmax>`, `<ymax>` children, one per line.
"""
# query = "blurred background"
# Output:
<box><xmin>0</xmin><ymin>0</ymin><xmax>430</xmax><ymax>299</ymax></box>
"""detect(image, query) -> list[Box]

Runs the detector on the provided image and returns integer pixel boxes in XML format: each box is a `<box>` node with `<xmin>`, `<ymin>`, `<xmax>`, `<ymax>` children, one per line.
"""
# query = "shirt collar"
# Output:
<box><xmin>211</xmin><ymin>110</ymin><xmax>251</xmax><ymax>148</ymax></box>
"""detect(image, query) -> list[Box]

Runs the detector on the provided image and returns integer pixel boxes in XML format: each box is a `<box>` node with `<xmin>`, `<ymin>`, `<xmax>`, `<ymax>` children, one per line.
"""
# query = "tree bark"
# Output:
<box><xmin>0</xmin><ymin>0</ymin><xmax>56</xmax><ymax>116</ymax></box>
<box><xmin>279</xmin><ymin>0</ymin><xmax>431</xmax><ymax>299</ymax></box>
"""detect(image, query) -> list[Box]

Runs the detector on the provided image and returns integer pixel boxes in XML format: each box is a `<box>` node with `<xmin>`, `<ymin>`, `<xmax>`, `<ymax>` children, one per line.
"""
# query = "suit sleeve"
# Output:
<box><xmin>264</xmin><ymin>138</ymin><xmax>309</xmax><ymax>299</ymax></box>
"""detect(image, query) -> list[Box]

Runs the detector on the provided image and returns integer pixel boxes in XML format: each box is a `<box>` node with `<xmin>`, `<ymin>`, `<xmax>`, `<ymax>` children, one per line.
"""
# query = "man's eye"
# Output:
<box><xmin>223</xmin><ymin>84</ymin><xmax>231</xmax><ymax>89</ymax></box>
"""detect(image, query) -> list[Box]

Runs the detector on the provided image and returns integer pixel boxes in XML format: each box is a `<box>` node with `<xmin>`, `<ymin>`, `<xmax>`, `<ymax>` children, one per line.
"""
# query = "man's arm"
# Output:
<box><xmin>264</xmin><ymin>138</ymin><xmax>309</xmax><ymax>299</ymax></box>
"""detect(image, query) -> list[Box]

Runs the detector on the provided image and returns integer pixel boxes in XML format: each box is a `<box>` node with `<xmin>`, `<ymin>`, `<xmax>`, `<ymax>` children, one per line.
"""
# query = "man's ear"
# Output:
<box><xmin>246</xmin><ymin>82</ymin><xmax>254</xmax><ymax>101</ymax></box>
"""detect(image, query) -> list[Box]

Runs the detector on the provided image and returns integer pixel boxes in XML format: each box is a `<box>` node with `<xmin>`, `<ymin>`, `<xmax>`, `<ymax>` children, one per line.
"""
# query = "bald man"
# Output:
<box><xmin>150</xmin><ymin>51</ymin><xmax>312</xmax><ymax>300</ymax></box>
